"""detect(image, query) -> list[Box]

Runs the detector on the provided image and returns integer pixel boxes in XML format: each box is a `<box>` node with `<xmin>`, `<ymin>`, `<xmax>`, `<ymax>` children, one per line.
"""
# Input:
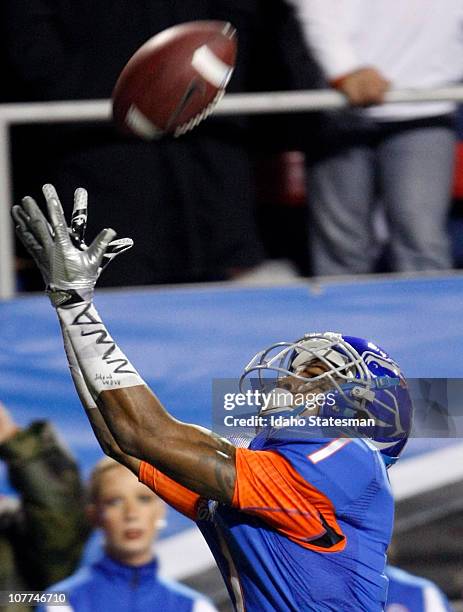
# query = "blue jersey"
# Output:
<box><xmin>38</xmin><ymin>554</ymin><xmax>213</xmax><ymax>612</ymax></box>
<box><xmin>385</xmin><ymin>566</ymin><xmax>453</xmax><ymax>612</ymax></box>
<box><xmin>141</xmin><ymin>433</ymin><xmax>394</xmax><ymax>611</ymax></box>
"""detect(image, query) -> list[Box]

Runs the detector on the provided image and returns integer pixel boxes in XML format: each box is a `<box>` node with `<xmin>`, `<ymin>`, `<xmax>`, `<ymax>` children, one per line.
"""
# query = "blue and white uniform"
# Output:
<box><xmin>39</xmin><ymin>554</ymin><xmax>215</xmax><ymax>612</ymax></box>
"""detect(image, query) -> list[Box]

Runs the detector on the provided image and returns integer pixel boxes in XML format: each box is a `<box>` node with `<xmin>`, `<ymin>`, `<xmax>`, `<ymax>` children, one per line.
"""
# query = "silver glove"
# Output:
<box><xmin>12</xmin><ymin>184</ymin><xmax>133</xmax><ymax>307</ymax></box>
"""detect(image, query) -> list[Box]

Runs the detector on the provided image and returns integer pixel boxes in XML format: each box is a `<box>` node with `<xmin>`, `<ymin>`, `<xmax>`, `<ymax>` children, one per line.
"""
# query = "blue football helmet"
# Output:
<box><xmin>239</xmin><ymin>332</ymin><xmax>413</xmax><ymax>467</ymax></box>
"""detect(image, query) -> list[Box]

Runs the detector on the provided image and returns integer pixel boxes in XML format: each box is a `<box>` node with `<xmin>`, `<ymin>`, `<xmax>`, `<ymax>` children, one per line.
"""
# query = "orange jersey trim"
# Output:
<box><xmin>139</xmin><ymin>461</ymin><xmax>201</xmax><ymax>521</ymax></box>
<box><xmin>232</xmin><ymin>448</ymin><xmax>346</xmax><ymax>552</ymax></box>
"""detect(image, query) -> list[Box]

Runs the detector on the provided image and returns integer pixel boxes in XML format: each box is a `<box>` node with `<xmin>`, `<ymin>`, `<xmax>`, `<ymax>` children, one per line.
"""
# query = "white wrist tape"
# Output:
<box><xmin>61</xmin><ymin>324</ymin><xmax>98</xmax><ymax>410</ymax></box>
<box><xmin>58</xmin><ymin>302</ymin><xmax>145</xmax><ymax>399</ymax></box>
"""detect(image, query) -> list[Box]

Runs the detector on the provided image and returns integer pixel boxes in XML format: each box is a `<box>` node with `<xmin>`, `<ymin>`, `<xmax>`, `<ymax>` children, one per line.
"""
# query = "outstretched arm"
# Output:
<box><xmin>12</xmin><ymin>185</ymin><xmax>236</xmax><ymax>504</ymax></box>
<box><xmin>58</xmin><ymin>300</ymin><xmax>236</xmax><ymax>503</ymax></box>
<box><xmin>101</xmin><ymin>387</ymin><xmax>236</xmax><ymax>502</ymax></box>
<box><xmin>60</xmin><ymin>317</ymin><xmax>140</xmax><ymax>476</ymax></box>
<box><xmin>61</xmin><ymin>318</ymin><xmax>204</xmax><ymax>520</ymax></box>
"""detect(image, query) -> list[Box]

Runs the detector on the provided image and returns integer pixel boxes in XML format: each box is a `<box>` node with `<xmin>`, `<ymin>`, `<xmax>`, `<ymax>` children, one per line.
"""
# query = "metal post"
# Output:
<box><xmin>0</xmin><ymin>121</ymin><xmax>15</xmax><ymax>300</ymax></box>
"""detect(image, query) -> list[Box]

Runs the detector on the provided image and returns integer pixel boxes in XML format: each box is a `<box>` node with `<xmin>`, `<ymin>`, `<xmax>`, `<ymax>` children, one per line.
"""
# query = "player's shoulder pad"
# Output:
<box><xmin>272</xmin><ymin>438</ymin><xmax>386</xmax><ymax>508</ymax></box>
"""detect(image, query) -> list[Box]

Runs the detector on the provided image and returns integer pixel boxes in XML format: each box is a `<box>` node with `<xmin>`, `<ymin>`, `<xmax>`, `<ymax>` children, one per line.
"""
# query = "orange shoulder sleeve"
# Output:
<box><xmin>139</xmin><ymin>461</ymin><xmax>201</xmax><ymax>521</ymax></box>
<box><xmin>232</xmin><ymin>448</ymin><xmax>345</xmax><ymax>552</ymax></box>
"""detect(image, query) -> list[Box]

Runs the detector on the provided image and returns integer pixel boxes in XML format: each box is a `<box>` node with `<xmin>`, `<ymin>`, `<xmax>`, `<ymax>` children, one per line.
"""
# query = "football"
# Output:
<box><xmin>112</xmin><ymin>21</ymin><xmax>237</xmax><ymax>139</ymax></box>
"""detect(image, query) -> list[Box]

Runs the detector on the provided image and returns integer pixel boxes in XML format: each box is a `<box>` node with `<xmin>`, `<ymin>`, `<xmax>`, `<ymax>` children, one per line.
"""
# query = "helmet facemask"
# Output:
<box><xmin>239</xmin><ymin>332</ymin><xmax>371</xmax><ymax>417</ymax></box>
<box><xmin>239</xmin><ymin>332</ymin><xmax>412</xmax><ymax>466</ymax></box>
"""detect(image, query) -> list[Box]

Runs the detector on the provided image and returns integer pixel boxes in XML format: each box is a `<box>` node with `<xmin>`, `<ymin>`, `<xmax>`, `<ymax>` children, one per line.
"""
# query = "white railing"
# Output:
<box><xmin>2</xmin><ymin>86</ymin><xmax>463</xmax><ymax>299</ymax></box>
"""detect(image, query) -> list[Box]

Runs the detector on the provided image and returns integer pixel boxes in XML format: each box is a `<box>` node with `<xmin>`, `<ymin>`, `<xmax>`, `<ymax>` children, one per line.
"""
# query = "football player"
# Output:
<box><xmin>12</xmin><ymin>185</ymin><xmax>413</xmax><ymax>611</ymax></box>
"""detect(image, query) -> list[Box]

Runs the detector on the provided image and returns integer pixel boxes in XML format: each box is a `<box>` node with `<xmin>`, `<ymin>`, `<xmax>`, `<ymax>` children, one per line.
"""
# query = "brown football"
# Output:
<box><xmin>112</xmin><ymin>21</ymin><xmax>237</xmax><ymax>139</ymax></box>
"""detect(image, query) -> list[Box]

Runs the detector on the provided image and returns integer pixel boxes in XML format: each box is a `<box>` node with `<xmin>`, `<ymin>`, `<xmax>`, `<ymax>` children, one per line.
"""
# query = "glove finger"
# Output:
<box><xmin>99</xmin><ymin>237</ymin><xmax>134</xmax><ymax>272</ymax></box>
<box><xmin>12</xmin><ymin>207</ymin><xmax>43</xmax><ymax>255</ymax></box>
<box><xmin>42</xmin><ymin>183</ymin><xmax>62</xmax><ymax>209</ymax></box>
<box><xmin>18</xmin><ymin>228</ymin><xmax>43</xmax><ymax>256</ymax></box>
<box><xmin>43</xmin><ymin>184</ymin><xmax>72</xmax><ymax>249</ymax></box>
<box><xmin>71</xmin><ymin>187</ymin><xmax>88</xmax><ymax>247</ymax></box>
<box><xmin>21</xmin><ymin>196</ymin><xmax>53</xmax><ymax>248</ymax></box>
<box><xmin>11</xmin><ymin>206</ymin><xmax>41</xmax><ymax>248</ymax></box>
<box><xmin>11</xmin><ymin>204</ymin><xmax>29</xmax><ymax>228</ymax></box>
<box><xmin>87</xmin><ymin>228</ymin><xmax>117</xmax><ymax>265</ymax></box>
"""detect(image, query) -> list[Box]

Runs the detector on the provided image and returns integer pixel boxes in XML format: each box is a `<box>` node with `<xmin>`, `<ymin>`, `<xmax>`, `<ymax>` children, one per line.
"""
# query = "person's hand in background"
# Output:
<box><xmin>332</xmin><ymin>67</ymin><xmax>390</xmax><ymax>106</ymax></box>
<box><xmin>0</xmin><ymin>402</ymin><xmax>19</xmax><ymax>445</ymax></box>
